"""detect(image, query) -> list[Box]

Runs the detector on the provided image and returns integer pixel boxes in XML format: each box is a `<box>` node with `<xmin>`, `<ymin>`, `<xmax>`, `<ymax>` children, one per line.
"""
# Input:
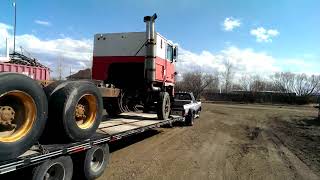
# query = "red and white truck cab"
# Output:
<box><xmin>92</xmin><ymin>14</ymin><xmax>178</xmax><ymax>119</ymax></box>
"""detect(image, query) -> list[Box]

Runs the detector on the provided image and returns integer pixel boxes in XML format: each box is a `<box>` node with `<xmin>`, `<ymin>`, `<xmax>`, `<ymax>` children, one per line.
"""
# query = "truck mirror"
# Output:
<box><xmin>173</xmin><ymin>47</ymin><xmax>178</xmax><ymax>61</ymax></box>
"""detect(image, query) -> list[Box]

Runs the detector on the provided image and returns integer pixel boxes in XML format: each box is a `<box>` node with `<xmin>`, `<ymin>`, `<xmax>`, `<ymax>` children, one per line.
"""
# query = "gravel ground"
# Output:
<box><xmin>99</xmin><ymin>103</ymin><xmax>320</xmax><ymax>180</ymax></box>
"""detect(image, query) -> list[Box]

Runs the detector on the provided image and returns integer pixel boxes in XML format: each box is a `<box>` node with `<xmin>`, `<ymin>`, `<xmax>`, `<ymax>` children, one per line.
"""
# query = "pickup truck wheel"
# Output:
<box><xmin>0</xmin><ymin>73</ymin><xmax>47</xmax><ymax>161</ymax></box>
<box><xmin>32</xmin><ymin>156</ymin><xmax>73</xmax><ymax>180</ymax></box>
<box><xmin>196</xmin><ymin>110</ymin><xmax>201</xmax><ymax>118</ymax></box>
<box><xmin>157</xmin><ymin>92</ymin><xmax>170</xmax><ymax>120</ymax></box>
<box><xmin>45</xmin><ymin>81</ymin><xmax>103</xmax><ymax>142</ymax></box>
<box><xmin>185</xmin><ymin>111</ymin><xmax>194</xmax><ymax>126</ymax></box>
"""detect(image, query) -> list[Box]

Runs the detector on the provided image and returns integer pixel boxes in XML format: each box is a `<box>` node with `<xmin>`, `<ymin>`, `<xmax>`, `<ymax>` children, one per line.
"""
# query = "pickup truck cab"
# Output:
<box><xmin>171</xmin><ymin>92</ymin><xmax>202</xmax><ymax>126</ymax></box>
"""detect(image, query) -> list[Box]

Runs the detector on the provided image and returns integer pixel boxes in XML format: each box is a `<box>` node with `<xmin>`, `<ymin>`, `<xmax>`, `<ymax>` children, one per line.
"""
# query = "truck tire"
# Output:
<box><xmin>104</xmin><ymin>97</ymin><xmax>122</xmax><ymax>117</ymax></box>
<box><xmin>0</xmin><ymin>73</ymin><xmax>48</xmax><ymax>161</ymax></box>
<box><xmin>46</xmin><ymin>81</ymin><xmax>103</xmax><ymax>142</ymax></box>
<box><xmin>84</xmin><ymin>145</ymin><xmax>109</xmax><ymax>179</ymax></box>
<box><xmin>185</xmin><ymin>110</ymin><xmax>194</xmax><ymax>126</ymax></box>
<box><xmin>73</xmin><ymin>144</ymin><xmax>110</xmax><ymax>180</ymax></box>
<box><xmin>157</xmin><ymin>92</ymin><xmax>171</xmax><ymax>120</ymax></box>
<box><xmin>32</xmin><ymin>156</ymin><xmax>73</xmax><ymax>180</ymax></box>
<box><xmin>197</xmin><ymin>107</ymin><xmax>201</xmax><ymax>118</ymax></box>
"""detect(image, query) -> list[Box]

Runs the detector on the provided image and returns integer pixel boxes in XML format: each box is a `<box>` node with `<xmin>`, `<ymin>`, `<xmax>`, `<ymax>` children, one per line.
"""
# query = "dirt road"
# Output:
<box><xmin>99</xmin><ymin>103</ymin><xmax>320</xmax><ymax>180</ymax></box>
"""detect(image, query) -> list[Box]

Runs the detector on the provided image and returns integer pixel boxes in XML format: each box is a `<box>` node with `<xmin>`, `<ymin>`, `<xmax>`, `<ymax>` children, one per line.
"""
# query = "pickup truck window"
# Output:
<box><xmin>175</xmin><ymin>93</ymin><xmax>192</xmax><ymax>100</ymax></box>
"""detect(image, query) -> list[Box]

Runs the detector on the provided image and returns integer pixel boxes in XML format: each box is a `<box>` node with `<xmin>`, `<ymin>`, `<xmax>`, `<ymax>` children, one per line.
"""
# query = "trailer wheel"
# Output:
<box><xmin>32</xmin><ymin>156</ymin><xmax>73</xmax><ymax>180</ymax></box>
<box><xmin>73</xmin><ymin>144</ymin><xmax>110</xmax><ymax>180</ymax></box>
<box><xmin>0</xmin><ymin>73</ymin><xmax>47</xmax><ymax>161</ymax></box>
<box><xmin>185</xmin><ymin>110</ymin><xmax>194</xmax><ymax>126</ymax></box>
<box><xmin>157</xmin><ymin>92</ymin><xmax>170</xmax><ymax>120</ymax></box>
<box><xmin>84</xmin><ymin>145</ymin><xmax>109</xmax><ymax>179</ymax></box>
<box><xmin>47</xmin><ymin>81</ymin><xmax>103</xmax><ymax>142</ymax></box>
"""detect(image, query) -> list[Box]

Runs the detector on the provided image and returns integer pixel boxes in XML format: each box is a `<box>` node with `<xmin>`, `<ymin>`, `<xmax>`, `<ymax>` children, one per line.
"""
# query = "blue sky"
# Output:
<box><xmin>0</xmin><ymin>0</ymin><xmax>319</xmax><ymax>77</ymax></box>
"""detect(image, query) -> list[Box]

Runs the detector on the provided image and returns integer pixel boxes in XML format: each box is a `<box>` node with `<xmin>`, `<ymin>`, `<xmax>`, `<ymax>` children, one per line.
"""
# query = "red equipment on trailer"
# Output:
<box><xmin>92</xmin><ymin>14</ymin><xmax>178</xmax><ymax>120</ymax></box>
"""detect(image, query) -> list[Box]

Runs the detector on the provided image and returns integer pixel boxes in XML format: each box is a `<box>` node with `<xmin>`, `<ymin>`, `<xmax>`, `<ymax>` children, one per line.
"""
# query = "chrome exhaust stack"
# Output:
<box><xmin>144</xmin><ymin>14</ymin><xmax>160</xmax><ymax>91</ymax></box>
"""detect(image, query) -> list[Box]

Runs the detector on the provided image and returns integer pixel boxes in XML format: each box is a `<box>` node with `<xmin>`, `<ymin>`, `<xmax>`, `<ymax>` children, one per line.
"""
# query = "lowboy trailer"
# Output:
<box><xmin>0</xmin><ymin>112</ymin><xmax>184</xmax><ymax>179</ymax></box>
<box><xmin>0</xmin><ymin>13</ymin><xmax>183</xmax><ymax>180</ymax></box>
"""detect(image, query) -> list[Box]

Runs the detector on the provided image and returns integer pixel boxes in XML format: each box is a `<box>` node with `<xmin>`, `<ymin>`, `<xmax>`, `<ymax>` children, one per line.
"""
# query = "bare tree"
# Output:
<box><xmin>271</xmin><ymin>72</ymin><xmax>320</xmax><ymax>96</ymax></box>
<box><xmin>221</xmin><ymin>60</ymin><xmax>235</xmax><ymax>93</ymax></box>
<box><xmin>175</xmin><ymin>72</ymin><xmax>216</xmax><ymax>99</ymax></box>
<box><xmin>239</xmin><ymin>74</ymin><xmax>253</xmax><ymax>91</ymax></box>
<box><xmin>272</xmin><ymin>72</ymin><xmax>295</xmax><ymax>93</ymax></box>
<box><xmin>249</xmin><ymin>75</ymin><xmax>268</xmax><ymax>92</ymax></box>
<box><xmin>293</xmin><ymin>74</ymin><xmax>320</xmax><ymax>96</ymax></box>
<box><xmin>56</xmin><ymin>56</ymin><xmax>65</xmax><ymax>80</ymax></box>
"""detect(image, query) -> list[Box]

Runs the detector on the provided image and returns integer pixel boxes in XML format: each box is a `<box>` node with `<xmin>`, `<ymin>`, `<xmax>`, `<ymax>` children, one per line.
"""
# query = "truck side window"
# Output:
<box><xmin>166</xmin><ymin>45</ymin><xmax>173</xmax><ymax>61</ymax></box>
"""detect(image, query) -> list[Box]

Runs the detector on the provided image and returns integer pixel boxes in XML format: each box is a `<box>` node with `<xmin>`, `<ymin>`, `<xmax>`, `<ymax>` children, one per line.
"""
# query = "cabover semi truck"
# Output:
<box><xmin>0</xmin><ymin>14</ymin><xmax>190</xmax><ymax>180</ymax></box>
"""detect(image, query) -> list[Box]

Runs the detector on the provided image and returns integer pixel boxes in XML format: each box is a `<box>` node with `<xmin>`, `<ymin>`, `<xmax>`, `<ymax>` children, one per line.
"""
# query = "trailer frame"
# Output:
<box><xmin>0</xmin><ymin>113</ymin><xmax>184</xmax><ymax>175</ymax></box>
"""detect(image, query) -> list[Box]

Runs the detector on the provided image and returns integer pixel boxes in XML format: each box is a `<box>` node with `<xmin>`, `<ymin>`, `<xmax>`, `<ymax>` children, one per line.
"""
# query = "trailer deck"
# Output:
<box><xmin>0</xmin><ymin>112</ymin><xmax>183</xmax><ymax>174</ymax></box>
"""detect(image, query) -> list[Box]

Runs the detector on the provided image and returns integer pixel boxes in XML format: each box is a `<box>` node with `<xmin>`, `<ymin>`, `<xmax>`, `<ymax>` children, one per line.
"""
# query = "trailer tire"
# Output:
<box><xmin>185</xmin><ymin>110</ymin><xmax>194</xmax><ymax>126</ymax></box>
<box><xmin>84</xmin><ymin>145</ymin><xmax>109</xmax><ymax>179</ymax></box>
<box><xmin>46</xmin><ymin>81</ymin><xmax>103</xmax><ymax>142</ymax></box>
<box><xmin>32</xmin><ymin>156</ymin><xmax>73</xmax><ymax>180</ymax></box>
<box><xmin>73</xmin><ymin>144</ymin><xmax>110</xmax><ymax>180</ymax></box>
<box><xmin>0</xmin><ymin>73</ymin><xmax>47</xmax><ymax>161</ymax></box>
<box><xmin>157</xmin><ymin>92</ymin><xmax>170</xmax><ymax>120</ymax></box>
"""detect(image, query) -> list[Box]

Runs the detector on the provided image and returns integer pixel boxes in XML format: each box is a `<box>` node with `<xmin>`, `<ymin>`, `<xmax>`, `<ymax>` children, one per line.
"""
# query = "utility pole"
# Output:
<box><xmin>13</xmin><ymin>0</ymin><xmax>17</xmax><ymax>53</ymax></box>
<box><xmin>57</xmin><ymin>56</ymin><xmax>64</xmax><ymax>80</ymax></box>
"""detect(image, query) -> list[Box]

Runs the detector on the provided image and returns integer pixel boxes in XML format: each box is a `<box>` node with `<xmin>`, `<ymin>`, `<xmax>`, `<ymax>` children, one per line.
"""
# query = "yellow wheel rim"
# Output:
<box><xmin>0</xmin><ymin>91</ymin><xmax>37</xmax><ymax>142</ymax></box>
<box><xmin>75</xmin><ymin>94</ymin><xmax>97</xmax><ymax>129</ymax></box>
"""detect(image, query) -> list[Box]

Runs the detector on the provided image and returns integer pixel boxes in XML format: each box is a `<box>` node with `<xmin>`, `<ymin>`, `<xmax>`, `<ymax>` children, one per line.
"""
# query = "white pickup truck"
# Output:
<box><xmin>171</xmin><ymin>92</ymin><xmax>202</xmax><ymax>126</ymax></box>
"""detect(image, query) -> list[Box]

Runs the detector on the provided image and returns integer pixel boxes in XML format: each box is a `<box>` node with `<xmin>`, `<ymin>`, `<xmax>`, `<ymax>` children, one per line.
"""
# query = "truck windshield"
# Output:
<box><xmin>174</xmin><ymin>93</ymin><xmax>192</xmax><ymax>100</ymax></box>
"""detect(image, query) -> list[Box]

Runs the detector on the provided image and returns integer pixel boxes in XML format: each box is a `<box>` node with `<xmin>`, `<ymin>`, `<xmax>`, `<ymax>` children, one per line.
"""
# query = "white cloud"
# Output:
<box><xmin>250</xmin><ymin>27</ymin><xmax>279</xmax><ymax>42</ymax></box>
<box><xmin>177</xmin><ymin>46</ymin><xmax>280</xmax><ymax>78</ymax></box>
<box><xmin>34</xmin><ymin>20</ymin><xmax>51</xmax><ymax>26</ymax></box>
<box><xmin>223</xmin><ymin>17</ymin><xmax>241</xmax><ymax>31</ymax></box>
<box><xmin>0</xmin><ymin>22</ymin><xmax>92</xmax><ymax>77</ymax></box>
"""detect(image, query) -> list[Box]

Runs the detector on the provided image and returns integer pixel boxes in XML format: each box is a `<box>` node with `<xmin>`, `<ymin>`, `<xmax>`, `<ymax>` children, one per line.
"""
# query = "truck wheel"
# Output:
<box><xmin>0</xmin><ymin>73</ymin><xmax>47</xmax><ymax>161</ymax></box>
<box><xmin>73</xmin><ymin>144</ymin><xmax>110</xmax><ymax>180</ymax></box>
<box><xmin>157</xmin><ymin>92</ymin><xmax>170</xmax><ymax>120</ymax></box>
<box><xmin>104</xmin><ymin>97</ymin><xmax>122</xmax><ymax>117</ymax></box>
<box><xmin>47</xmin><ymin>81</ymin><xmax>103</xmax><ymax>142</ymax></box>
<box><xmin>32</xmin><ymin>156</ymin><xmax>73</xmax><ymax>180</ymax></box>
<box><xmin>185</xmin><ymin>111</ymin><xmax>194</xmax><ymax>126</ymax></box>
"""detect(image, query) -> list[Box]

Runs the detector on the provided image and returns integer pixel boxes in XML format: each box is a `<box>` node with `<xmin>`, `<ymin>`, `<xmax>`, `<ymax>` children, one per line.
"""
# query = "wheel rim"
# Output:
<box><xmin>164</xmin><ymin>97</ymin><xmax>170</xmax><ymax>117</ymax></box>
<box><xmin>75</xmin><ymin>94</ymin><xmax>97</xmax><ymax>129</ymax></box>
<box><xmin>90</xmin><ymin>148</ymin><xmax>104</xmax><ymax>173</ymax></box>
<box><xmin>0</xmin><ymin>90</ymin><xmax>37</xmax><ymax>143</ymax></box>
<box><xmin>44</xmin><ymin>162</ymin><xmax>65</xmax><ymax>180</ymax></box>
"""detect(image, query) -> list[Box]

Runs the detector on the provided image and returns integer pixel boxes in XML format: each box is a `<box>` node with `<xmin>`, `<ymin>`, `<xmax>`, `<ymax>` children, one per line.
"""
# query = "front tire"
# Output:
<box><xmin>157</xmin><ymin>92</ymin><xmax>171</xmax><ymax>120</ymax></box>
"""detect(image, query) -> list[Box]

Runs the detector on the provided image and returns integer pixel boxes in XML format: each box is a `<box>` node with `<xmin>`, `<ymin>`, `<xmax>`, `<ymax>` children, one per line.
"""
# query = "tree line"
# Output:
<box><xmin>176</xmin><ymin>61</ymin><xmax>320</xmax><ymax>100</ymax></box>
